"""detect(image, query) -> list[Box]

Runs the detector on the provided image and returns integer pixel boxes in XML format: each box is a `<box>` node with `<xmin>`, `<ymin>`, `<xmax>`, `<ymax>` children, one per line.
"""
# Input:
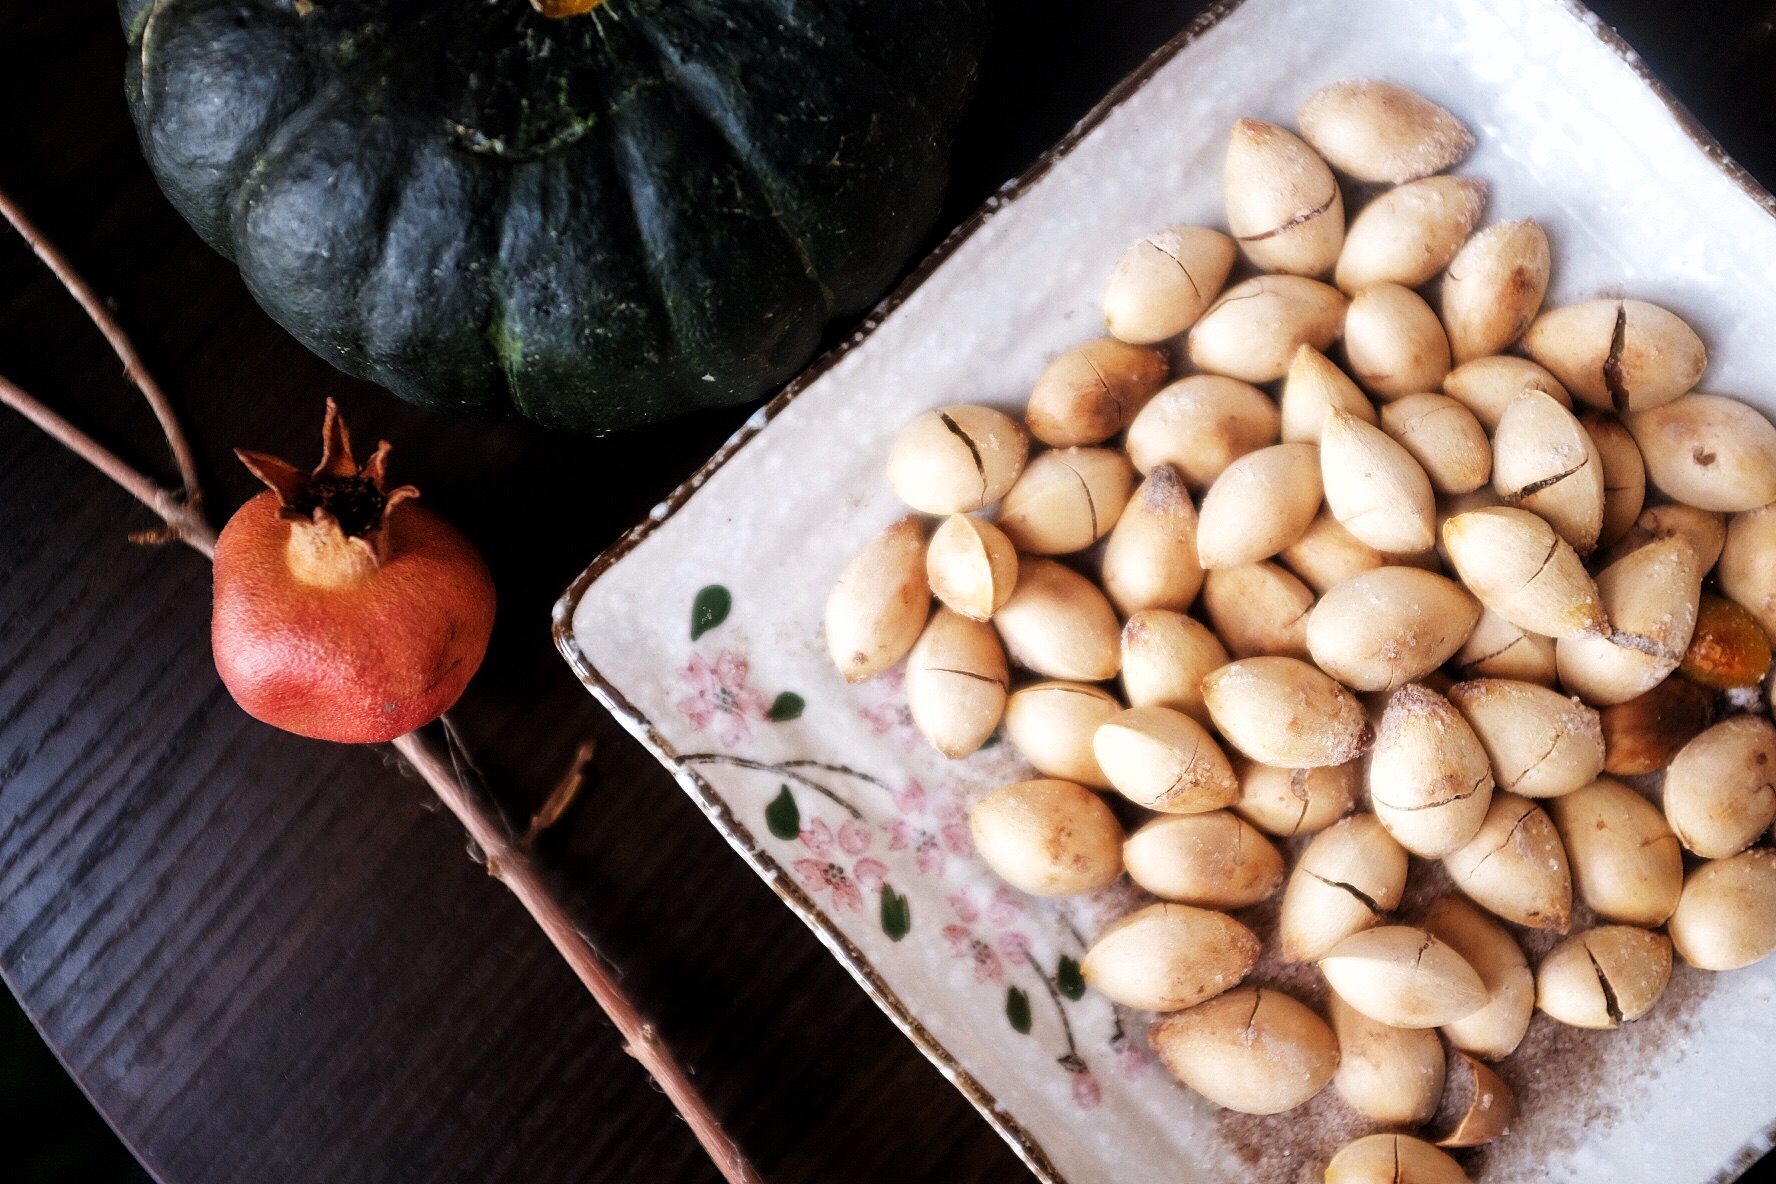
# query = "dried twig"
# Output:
<box><xmin>0</xmin><ymin>189</ymin><xmax>205</xmax><ymax>536</ymax></box>
<box><xmin>0</xmin><ymin>371</ymin><xmax>217</xmax><ymax>556</ymax></box>
<box><xmin>526</xmin><ymin>739</ymin><xmax>598</xmax><ymax>846</ymax></box>
<box><xmin>0</xmin><ymin>187</ymin><xmax>762</xmax><ymax>1184</ymax></box>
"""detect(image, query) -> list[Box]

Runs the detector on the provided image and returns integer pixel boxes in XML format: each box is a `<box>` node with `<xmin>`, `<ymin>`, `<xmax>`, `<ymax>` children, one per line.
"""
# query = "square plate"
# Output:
<box><xmin>555</xmin><ymin>1</ymin><xmax>1776</xmax><ymax>1179</ymax></box>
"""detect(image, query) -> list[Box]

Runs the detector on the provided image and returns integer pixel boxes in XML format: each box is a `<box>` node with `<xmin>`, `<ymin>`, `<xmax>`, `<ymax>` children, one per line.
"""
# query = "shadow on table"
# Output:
<box><xmin>2</xmin><ymin>987</ymin><xmax>150</xmax><ymax>1183</ymax></box>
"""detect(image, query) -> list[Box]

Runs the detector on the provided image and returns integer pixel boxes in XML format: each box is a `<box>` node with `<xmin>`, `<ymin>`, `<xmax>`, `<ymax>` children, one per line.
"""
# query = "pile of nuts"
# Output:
<box><xmin>823</xmin><ymin>78</ymin><xmax>1776</xmax><ymax>1181</ymax></box>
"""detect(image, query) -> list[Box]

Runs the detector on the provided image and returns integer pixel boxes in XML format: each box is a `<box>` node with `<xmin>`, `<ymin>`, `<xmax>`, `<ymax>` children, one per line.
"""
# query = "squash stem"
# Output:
<box><xmin>529</xmin><ymin>0</ymin><xmax>607</xmax><ymax>16</ymax></box>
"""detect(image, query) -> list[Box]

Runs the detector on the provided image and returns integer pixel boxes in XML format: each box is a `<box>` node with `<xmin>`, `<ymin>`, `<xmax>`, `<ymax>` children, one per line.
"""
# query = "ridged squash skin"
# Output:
<box><xmin>120</xmin><ymin>0</ymin><xmax>990</xmax><ymax>431</ymax></box>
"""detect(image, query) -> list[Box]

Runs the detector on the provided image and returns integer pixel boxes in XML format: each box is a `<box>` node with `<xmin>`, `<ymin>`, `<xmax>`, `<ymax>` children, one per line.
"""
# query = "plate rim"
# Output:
<box><xmin>552</xmin><ymin>3</ymin><xmax>1776</xmax><ymax>1180</ymax></box>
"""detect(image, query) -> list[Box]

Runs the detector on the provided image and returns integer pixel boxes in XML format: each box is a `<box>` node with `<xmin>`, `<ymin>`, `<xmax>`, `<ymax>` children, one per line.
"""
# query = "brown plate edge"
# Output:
<box><xmin>551</xmin><ymin>2</ymin><xmax>1776</xmax><ymax>1181</ymax></box>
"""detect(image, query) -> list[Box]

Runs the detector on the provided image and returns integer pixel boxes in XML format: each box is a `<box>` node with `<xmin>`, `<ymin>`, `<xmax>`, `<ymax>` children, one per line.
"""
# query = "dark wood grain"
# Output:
<box><xmin>2</xmin><ymin>3</ymin><xmax>1775</xmax><ymax>1183</ymax></box>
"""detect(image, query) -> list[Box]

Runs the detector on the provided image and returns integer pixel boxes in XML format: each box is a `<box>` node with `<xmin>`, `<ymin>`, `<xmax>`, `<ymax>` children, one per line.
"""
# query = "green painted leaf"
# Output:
<box><xmin>690</xmin><ymin>585</ymin><xmax>731</xmax><ymax>640</ymax></box>
<box><xmin>764</xmin><ymin>786</ymin><xmax>800</xmax><ymax>841</ymax></box>
<box><xmin>880</xmin><ymin>884</ymin><xmax>911</xmax><ymax>941</ymax></box>
<box><xmin>1006</xmin><ymin>987</ymin><xmax>1032</xmax><ymax>1034</ymax></box>
<box><xmin>1057</xmin><ymin>956</ymin><xmax>1086</xmax><ymax>1001</ymax></box>
<box><xmin>767</xmin><ymin>691</ymin><xmax>805</xmax><ymax>722</ymax></box>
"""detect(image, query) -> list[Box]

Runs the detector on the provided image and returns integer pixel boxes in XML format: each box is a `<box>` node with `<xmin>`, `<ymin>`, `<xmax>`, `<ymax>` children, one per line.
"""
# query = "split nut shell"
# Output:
<box><xmin>1325</xmin><ymin>1134</ymin><xmax>1470</xmax><ymax>1184</ymax></box>
<box><xmin>1522</xmin><ymin>299</ymin><xmax>1706</xmax><ymax>414</ymax></box>
<box><xmin>888</xmin><ymin>405</ymin><xmax>1028</xmax><ymax>514</ymax></box>
<box><xmin>1536</xmin><ymin>925</ymin><xmax>1671</xmax><ymax>1029</ymax></box>
<box><xmin>1104</xmin><ymin>226</ymin><xmax>1238</xmax><ymax>344</ymax></box>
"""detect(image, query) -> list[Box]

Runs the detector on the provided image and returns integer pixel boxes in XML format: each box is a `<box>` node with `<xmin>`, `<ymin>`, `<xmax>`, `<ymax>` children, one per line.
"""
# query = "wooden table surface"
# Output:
<box><xmin>3</xmin><ymin>2</ymin><xmax>1775</xmax><ymax>1182</ymax></box>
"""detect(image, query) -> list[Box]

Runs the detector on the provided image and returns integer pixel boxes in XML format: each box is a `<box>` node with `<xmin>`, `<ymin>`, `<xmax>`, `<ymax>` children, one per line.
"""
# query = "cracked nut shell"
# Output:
<box><xmin>1150</xmin><ymin>986</ymin><xmax>1338</xmax><ymax>1114</ymax></box>
<box><xmin>888</xmin><ymin>405</ymin><xmax>1029</xmax><ymax>514</ymax></box>
<box><xmin>1535</xmin><ymin>925</ymin><xmax>1671</xmax><ymax>1029</ymax></box>
<box><xmin>1080</xmin><ymin>901</ymin><xmax>1260</xmax><ymax>1011</ymax></box>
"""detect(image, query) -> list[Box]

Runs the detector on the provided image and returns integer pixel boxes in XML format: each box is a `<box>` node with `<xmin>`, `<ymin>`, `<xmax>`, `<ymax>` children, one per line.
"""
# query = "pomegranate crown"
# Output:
<box><xmin>236</xmin><ymin>398</ymin><xmax>418</xmax><ymax>568</ymax></box>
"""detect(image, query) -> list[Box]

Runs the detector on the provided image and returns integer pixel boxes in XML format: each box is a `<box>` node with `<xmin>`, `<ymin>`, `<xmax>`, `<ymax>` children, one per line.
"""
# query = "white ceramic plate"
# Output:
<box><xmin>555</xmin><ymin>1</ymin><xmax>1776</xmax><ymax>1180</ymax></box>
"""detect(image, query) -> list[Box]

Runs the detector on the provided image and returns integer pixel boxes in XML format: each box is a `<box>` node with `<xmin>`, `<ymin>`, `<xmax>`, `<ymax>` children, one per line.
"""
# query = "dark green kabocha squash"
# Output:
<box><xmin>120</xmin><ymin>0</ymin><xmax>990</xmax><ymax>431</ymax></box>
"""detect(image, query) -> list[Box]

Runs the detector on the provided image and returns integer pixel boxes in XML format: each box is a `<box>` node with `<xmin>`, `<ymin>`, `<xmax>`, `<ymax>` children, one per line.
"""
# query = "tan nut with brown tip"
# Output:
<box><xmin>1441</xmin><ymin>219</ymin><xmax>1550</xmax><ymax>362</ymax></box>
<box><xmin>1441</xmin><ymin>506</ymin><xmax>1608</xmax><ymax>639</ymax></box>
<box><xmin>825</xmin><ymin>515</ymin><xmax>930</xmax><ymax>683</ymax></box>
<box><xmin>1080</xmin><ymin>902</ymin><xmax>1260</xmax><ymax>1011</ymax></box>
<box><xmin>1367</xmin><ymin>684</ymin><xmax>1494</xmax><ymax>858</ymax></box>
<box><xmin>1026</xmin><ymin>338</ymin><xmax>1169</xmax><ymax>447</ymax></box>
<box><xmin>1447</xmin><ymin>678</ymin><xmax>1604</xmax><ymax>797</ymax></box>
<box><xmin>1100</xmin><ymin>464</ymin><xmax>1203</xmax><ymax>616</ymax></box>
<box><xmin>1203</xmin><ymin>656</ymin><xmax>1371</xmax><ymax>768</ymax></box>
<box><xmin>1298</xmin><ymin>80</ymin><xmax>1475</xmax><ymax>183</ymax></box>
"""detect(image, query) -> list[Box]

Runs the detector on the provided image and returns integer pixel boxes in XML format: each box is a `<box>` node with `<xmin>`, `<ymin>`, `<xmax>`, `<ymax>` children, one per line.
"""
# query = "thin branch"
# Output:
<box><xmin>681</xmin><ymin>753</ymin><xmax>865</xmax><ymax>818</ymax></box>
<box><xmin>0</xmin><ymin>372</ymin><xmax>216</xmax><ymax>557</ymax></box>
<box><xmin>0</xmin><ymin>185</ymin><xmax>763</xmax><ymax>1184</ymax></box>
<box><xmin>526</xmin><ymin>740</ymin><xmax>598</xmax><ymax>846</ymax></box>
<box><xmin>0</xmin><ymin>188</ymin><xmax>204</xmax><ymax>518</ymax></box>
<box><xmin>393</xmin><ymin>733</ymin><xmax>762</xmax><ymax>1184</ymax></box>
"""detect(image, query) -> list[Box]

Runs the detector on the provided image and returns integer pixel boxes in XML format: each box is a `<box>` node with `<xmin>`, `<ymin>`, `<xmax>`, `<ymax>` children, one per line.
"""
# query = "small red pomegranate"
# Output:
<box><xmin>212</xmin><ymin>400</ymin><xmax>496</xmax><ymax>743</ymax></box>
